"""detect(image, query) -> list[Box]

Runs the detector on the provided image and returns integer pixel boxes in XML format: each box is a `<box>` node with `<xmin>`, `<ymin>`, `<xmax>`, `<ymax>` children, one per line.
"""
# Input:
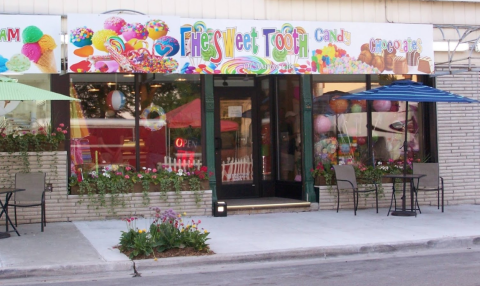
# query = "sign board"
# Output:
<box><xmin>67</xmin><ymin>14</ymin><xmax>433</xmax><ymax>75</ymax></box>
<box><xmin>0</xmin><ymin>15</ymin><xmax>61</xmax><ymax>74</ymax></box>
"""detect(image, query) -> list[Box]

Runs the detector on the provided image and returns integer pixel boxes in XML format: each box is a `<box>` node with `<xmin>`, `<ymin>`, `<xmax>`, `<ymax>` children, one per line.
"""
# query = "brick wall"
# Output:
<box><xmin>0</xmin><ymin>152</ymin><xmax>212</xmax><ymax>226</ymax></box>
<box><xmin>316</xmin><ymin>182</ymin><xmax>446</xmax><ymax>212</ymax></box>
<box><xmin>435</xmin><ymin>67</ymin><xmax>480</xmax><ymax>206</ymax></box>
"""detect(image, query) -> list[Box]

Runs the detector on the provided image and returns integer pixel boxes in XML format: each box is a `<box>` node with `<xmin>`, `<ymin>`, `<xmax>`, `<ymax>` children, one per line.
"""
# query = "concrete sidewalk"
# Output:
<box><xmin>1</xmin><ymin>205</ymin><xmax>480</xmax><ymax>278</ymax></box>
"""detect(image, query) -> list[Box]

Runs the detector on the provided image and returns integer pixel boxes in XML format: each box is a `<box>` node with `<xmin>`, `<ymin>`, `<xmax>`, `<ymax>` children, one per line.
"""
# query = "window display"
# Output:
<box><xmin>312</xmin><ymin>74</ymin><xmax>425</xmax><ymax>173</ymax></box>
<box><xmin>70</xmin><ymin>73</ymin><xmax>201</xmax><ymax>175</ymax></box>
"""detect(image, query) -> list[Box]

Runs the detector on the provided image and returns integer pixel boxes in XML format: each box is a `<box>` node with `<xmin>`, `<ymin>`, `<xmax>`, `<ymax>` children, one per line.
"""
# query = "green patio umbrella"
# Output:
<box><xmin>0</xmin><ymin>76</ymin><xmax>79</xmax><ymax>101</ymax></box>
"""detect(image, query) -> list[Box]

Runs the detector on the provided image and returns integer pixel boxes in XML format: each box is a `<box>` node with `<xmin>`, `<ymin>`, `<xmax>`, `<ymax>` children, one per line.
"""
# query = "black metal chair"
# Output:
<box><xmin>333</xmin><ymin>165</ymin><xmax>378</xmax><ymax>215</ymax></box>
<box><xmin>9</xmin><ymin>172</ymin><xmax>47</xmax><ymax>232</ymax></box>
<box><xmin>413</xmin><ymin>163</ymin><xmax>444</xmax><ymax>213</ymax></box>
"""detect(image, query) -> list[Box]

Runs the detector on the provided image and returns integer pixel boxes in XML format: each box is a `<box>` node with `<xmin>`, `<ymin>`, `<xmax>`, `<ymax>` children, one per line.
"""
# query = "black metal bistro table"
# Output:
<box><xmin>383</xmin><ymin>174</ymin><xmax>425</xmax><ymax>217</ymax></box>
<box><xmin>0</xmin><ymin>188</ymin><xmax>25</xmax><ymax>238</ymax></box>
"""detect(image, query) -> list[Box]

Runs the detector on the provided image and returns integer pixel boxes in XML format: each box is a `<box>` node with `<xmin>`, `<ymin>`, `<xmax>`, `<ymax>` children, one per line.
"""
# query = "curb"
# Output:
<box><xmin>1</xmin><ymin>236</ymin><xmax>480</xmax><ymax>279</ymax></box>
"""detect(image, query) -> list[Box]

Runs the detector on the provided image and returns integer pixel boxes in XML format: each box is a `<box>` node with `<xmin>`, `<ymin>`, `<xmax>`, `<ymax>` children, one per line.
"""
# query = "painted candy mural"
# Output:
<box><xmin>67</xmin><ymin>15</ymin><xmax>434</xmax><ymax>75</ymax></box>
<box><xmin>0</xmin><ymin>15</ymin><xmax>61</xmax><ymax>74</ymax></box>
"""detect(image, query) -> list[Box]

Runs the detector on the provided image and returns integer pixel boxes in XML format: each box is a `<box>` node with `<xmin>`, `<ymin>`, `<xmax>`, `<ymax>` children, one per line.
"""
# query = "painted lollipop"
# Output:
<box><xmin>146</xmin><ymin>19</ymin><xmax>169</xmax><ymax>40</ymax></box>
<box><xmin>154</xmin><ymin>36</ymin><xmax>180</xmax><ymax>57</ymax></box>
<box><xmin>91</xmin><ymin>29</ymin><xmax>118</xmax><ymax>52</ymax></box>
<box><xmin>121</xmin><ymin>23</ymin><xmax>149</xmax><ymax>42</ymax></box>
<box><xmin>70</xmin><ymin>27</ymin><xmax>94</xmax><ymax>48</ymax></box>
<box><xmin>104</xmin><ymin>17</ymin><xmax>126</xmax><ymax>35</ymax></box>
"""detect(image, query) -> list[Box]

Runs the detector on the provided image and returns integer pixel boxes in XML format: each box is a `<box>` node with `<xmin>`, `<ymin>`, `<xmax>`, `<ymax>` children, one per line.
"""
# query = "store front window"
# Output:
<box><xmin>312</xmin><ymin>75</ymin><xmax>426</xmax><ymax>172</ymax></box>
<box><xmin>70</xmin><ymin>74</ymin><xmax>201</xmax><ymax>174</ymax></box>
<box><xmin>139</xmin><ymin>74</ymin><xmax>201</xmax><ymax>170</ymax></box>
<box><xmin>0</xmin><ymin>74</ymin><xmax>52</xmax><ymax>134</ymax></box>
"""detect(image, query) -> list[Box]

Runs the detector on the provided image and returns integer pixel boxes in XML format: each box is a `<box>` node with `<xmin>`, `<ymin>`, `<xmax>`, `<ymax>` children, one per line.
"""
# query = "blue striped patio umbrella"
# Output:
<box><xmin>341</xmin><ymin>79</ymin><xmax>478</xmax><ymax>171</ymax></box>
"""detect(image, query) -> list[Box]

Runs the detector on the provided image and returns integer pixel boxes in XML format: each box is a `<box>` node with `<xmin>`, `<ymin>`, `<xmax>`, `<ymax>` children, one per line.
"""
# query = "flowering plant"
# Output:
<box><xmin>376</xmin><ymin>158</ymin><xmax>418</xmax><ymax>174</ymax></box>
<box><xmin>311</xmin><ymin>161</ymin><xmax>335</xmax><ymax>185</ymax></box>
<box><xmin>118</xmin><ymin>208</ymin><xmax>211</xmax><ymax>260</ymax></box>
<box><xmin>69</xmin><ymin>164</ymin><xmax>212</xmax><ymax>213</ymax></box>
<box><xmin>0</xmin><ymin>122</ymin><xmax>67</xmax><ymax>152</ymax></box>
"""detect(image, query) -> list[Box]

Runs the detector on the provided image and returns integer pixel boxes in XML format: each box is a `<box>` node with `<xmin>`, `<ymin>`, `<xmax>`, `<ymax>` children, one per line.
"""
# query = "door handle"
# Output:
<box><xmin>214</xmin><ymin>137</ymin><xmax>222</xmax><ymax>150</ymax></box>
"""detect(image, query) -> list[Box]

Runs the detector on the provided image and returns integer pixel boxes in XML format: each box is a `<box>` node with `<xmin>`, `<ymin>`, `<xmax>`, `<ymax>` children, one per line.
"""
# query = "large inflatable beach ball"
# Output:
<box><xmin>106</xmin><ymin>90</ymin><xmax>126</xmax><ymax>110</ymax></box>
<box><xmin>314</xmin><ymin>115</ymin><xmax>331</xmax><ymax>134</ymax></box>
<box><xmin>373</xmin><ymin>100</ymin><xmax>391</xmax><ymax>112</ymax></box>
<box><xmin>329</xmin><ymin>96</ymin><xmax>348</xmax><ymax>114</ymax></box>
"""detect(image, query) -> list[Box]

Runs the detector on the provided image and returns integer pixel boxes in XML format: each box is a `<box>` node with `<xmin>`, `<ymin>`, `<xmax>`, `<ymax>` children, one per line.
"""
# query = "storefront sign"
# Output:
<box><xmin>67</xmin><ymin>14</ymin><xmax>433</xmax><ymax>75</ymax></box>
<box><xmin>0</xmin><ymin>15</ymin><xmax>61</xmax><ymax>74</ymax></box>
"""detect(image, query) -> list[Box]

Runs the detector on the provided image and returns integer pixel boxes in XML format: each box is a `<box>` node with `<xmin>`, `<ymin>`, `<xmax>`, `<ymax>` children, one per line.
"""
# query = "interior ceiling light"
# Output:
<box><xmin>151</xmin><ymin>84</ymin><xmax>162</xmax><ymax>87</ymax></box>
<box><xmin>88</xmin><ymin>88</ymin><xmax>99</xmax><ymax>92</ymax></box>
<box><xmin>123</xmin><ymin>74</ymin><xmax>135</xmax><ymax>77</ymax></box>
<box><xmin>107</xmin><ymin>82</ymin><xmax>116</xmax><ymax>86</ymax></box>
<box><xmin>176</xmin><ymin>78</ymin><xmax>186</xmax><ymax>81</ymax></box>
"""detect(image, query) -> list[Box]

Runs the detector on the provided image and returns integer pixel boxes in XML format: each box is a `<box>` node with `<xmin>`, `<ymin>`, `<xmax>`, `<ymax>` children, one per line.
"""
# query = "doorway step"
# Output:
<box><xmin>223</xmin><ymin>197</ymin><xmax>311</xmax><ymax>215</ymax></box>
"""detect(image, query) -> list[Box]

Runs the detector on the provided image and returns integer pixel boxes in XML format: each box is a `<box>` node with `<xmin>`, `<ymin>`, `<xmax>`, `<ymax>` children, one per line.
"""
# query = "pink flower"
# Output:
<box><xmin>126</xmin><ymin>166</ymin><xmax>131</xmax><ymax>171</ymax></box>
<box><xmin>51</xmin><ymin>133</ymin><xmax>55</xmax><ymax>136</ymax></box>
<box><xmin>59</xmin><ymin>123</ymin><xmax>64</xmax><ymax>127</ymax></box>
<box><xmin>1</xmin><ymin>133</ymin><xmax>5</xmax><ymax>138</ymax></box>
<box><xmin>124</xmin><ymin>175</ymin><xmax>130</xmax><ymax>179</ymax></box>
<box><xmin>56</xmin><ymin>127</ymin><xmax>62</xmax><ymax>132</ymax></box>
<box><xmin>152</xmin><ymin>168</ymin><xmax>157</xmax><ymax>173</ymax></box>
<box><xmin>137</xmin><ymin>174</ymin><xmax>142</xmax><ymax>178</ymax></box>
<box><xmin>152</xmin><ymin>175</ymin><xmax>157</xmax><ymax>179</ymax></box>
<box><xmin>116</xmin><ymin>172</ymin><xmax>122</xmax><ymax>175</ymax></box>
<box><xmin>62</xmin><ymin>130</ymin><xmax>67</xmax><ymax>134</ymax></box>
<box><xmin>32</xmin><ymin>131</ymin><xmax>36</xmax><ymax>134</ymax></box>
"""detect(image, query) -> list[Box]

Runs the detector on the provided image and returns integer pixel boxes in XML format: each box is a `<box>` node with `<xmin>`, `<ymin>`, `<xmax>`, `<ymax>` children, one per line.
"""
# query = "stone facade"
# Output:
<box><xmin>435</xmin><ymin>67</ymin><xmax>480</xmax><ymax>206</ymax></box>
<box><xmin>315</xmin><ymin>183</ymin><xmax>445</xmax><ymax>212</ymax></box>
<box><xmin>0</xmin><ymin>152</ymin><xmax>212</xmax><ymax>226</ymax></box>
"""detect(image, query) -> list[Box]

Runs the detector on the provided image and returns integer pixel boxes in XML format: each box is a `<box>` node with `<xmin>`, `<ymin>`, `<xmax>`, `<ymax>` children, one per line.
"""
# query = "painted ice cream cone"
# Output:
<box><xmin>35</xmin><ymin>50</ymin><xmax>57</xmax><ymax>73</ymax></box>
<box><xmin>21</xmin><ymin>26</ymin><xmax>58</xmax><ymax>73</ymax></box>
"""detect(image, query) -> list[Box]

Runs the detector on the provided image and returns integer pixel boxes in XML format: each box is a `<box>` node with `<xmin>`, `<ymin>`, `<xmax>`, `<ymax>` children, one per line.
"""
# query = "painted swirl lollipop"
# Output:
<box><xmin>106</xmin><ymin>36</ymin><xmax>125</xmax><ymax>54</ymax></box>
<box><xmin>193</xmin><ymin>21</ymin><xmax>207</xmax><ymax>32</ymax></box>
<box><xmin>272</xmin><ymin>48</ymin><xmax>288</xmax><ymax>62</ymax></box>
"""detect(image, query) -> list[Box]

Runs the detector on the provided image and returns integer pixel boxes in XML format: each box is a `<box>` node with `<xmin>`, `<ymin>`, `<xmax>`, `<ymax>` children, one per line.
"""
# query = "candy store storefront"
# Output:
<box><xmin>2</xmin><ymin>13</ymin><xmax>438</xmax><ymax>211</ymax></box>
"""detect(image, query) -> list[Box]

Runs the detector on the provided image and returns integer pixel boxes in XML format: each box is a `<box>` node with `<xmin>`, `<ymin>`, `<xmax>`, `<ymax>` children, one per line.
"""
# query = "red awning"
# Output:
<box><xmin>166</xmin><ymin>98</ymin><xmax>238</xmax><ymax>132</ymax></box>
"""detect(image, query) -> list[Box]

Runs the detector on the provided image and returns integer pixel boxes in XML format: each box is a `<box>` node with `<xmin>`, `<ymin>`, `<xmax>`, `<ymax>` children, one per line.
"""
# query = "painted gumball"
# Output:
<box><xmin>106</xmin><ymin>90</ymin><xmax>126</xmax><ymax>110</ymax></box>
<box><xmin>373</xmin><ymin>100</ymin><xmax>391</xmax><ymax>112</ymax></box>
<box><xmin>314</xmin><ymin>115</ymin><xmax>331</xmax><ymax>134</ymax></box>
<box><xmin>329</xmin><ymin>96</ymin><xmax>349</xmax><ymax>114</ymax></box>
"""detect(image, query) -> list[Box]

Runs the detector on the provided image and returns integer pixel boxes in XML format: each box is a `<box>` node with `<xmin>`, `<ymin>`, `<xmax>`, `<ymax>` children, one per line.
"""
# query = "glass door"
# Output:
<box><xmin>214</xmin><ymin>85</ymin><xmax>258</xmax><ymax>199</ymax></box>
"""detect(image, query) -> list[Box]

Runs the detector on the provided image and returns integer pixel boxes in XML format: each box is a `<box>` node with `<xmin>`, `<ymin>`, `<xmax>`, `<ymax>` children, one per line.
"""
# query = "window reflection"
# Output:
<box><xmin>277</xmin><ymin>76</ymin><xmax>301</xmax><ymax>181</ymax></box>
<box><xmin>0</xmin><ymin>74</ymin><xmax>51</xmax><ymax>135</ymax></box>
<box><xmin>70</xmin><ymin>74</ymin><xmax>201</xmax><ymax>176</ymax></box>
<box><xmin>70</xmin><ymin>74</ymin><xmax>136</xmax><ymax>173</ymax></box>
<box><xmin>312</xmin><ymin>76</ymin><xmax>367</xmax><ymax>168</ymax></box>
<box><xmin>371</xmin><ymin>75</ymin><xmax>423</xmax><ymax>165</ymax></box>
<box><xmin>312</xmin><ymin>74</ymin><xmax>425</xmax><ymax>171</ymax></box>
<box><xmin>140</xmin><ymin>74</ymin><xmax>201</xmax><ymax>170</ymax></box>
